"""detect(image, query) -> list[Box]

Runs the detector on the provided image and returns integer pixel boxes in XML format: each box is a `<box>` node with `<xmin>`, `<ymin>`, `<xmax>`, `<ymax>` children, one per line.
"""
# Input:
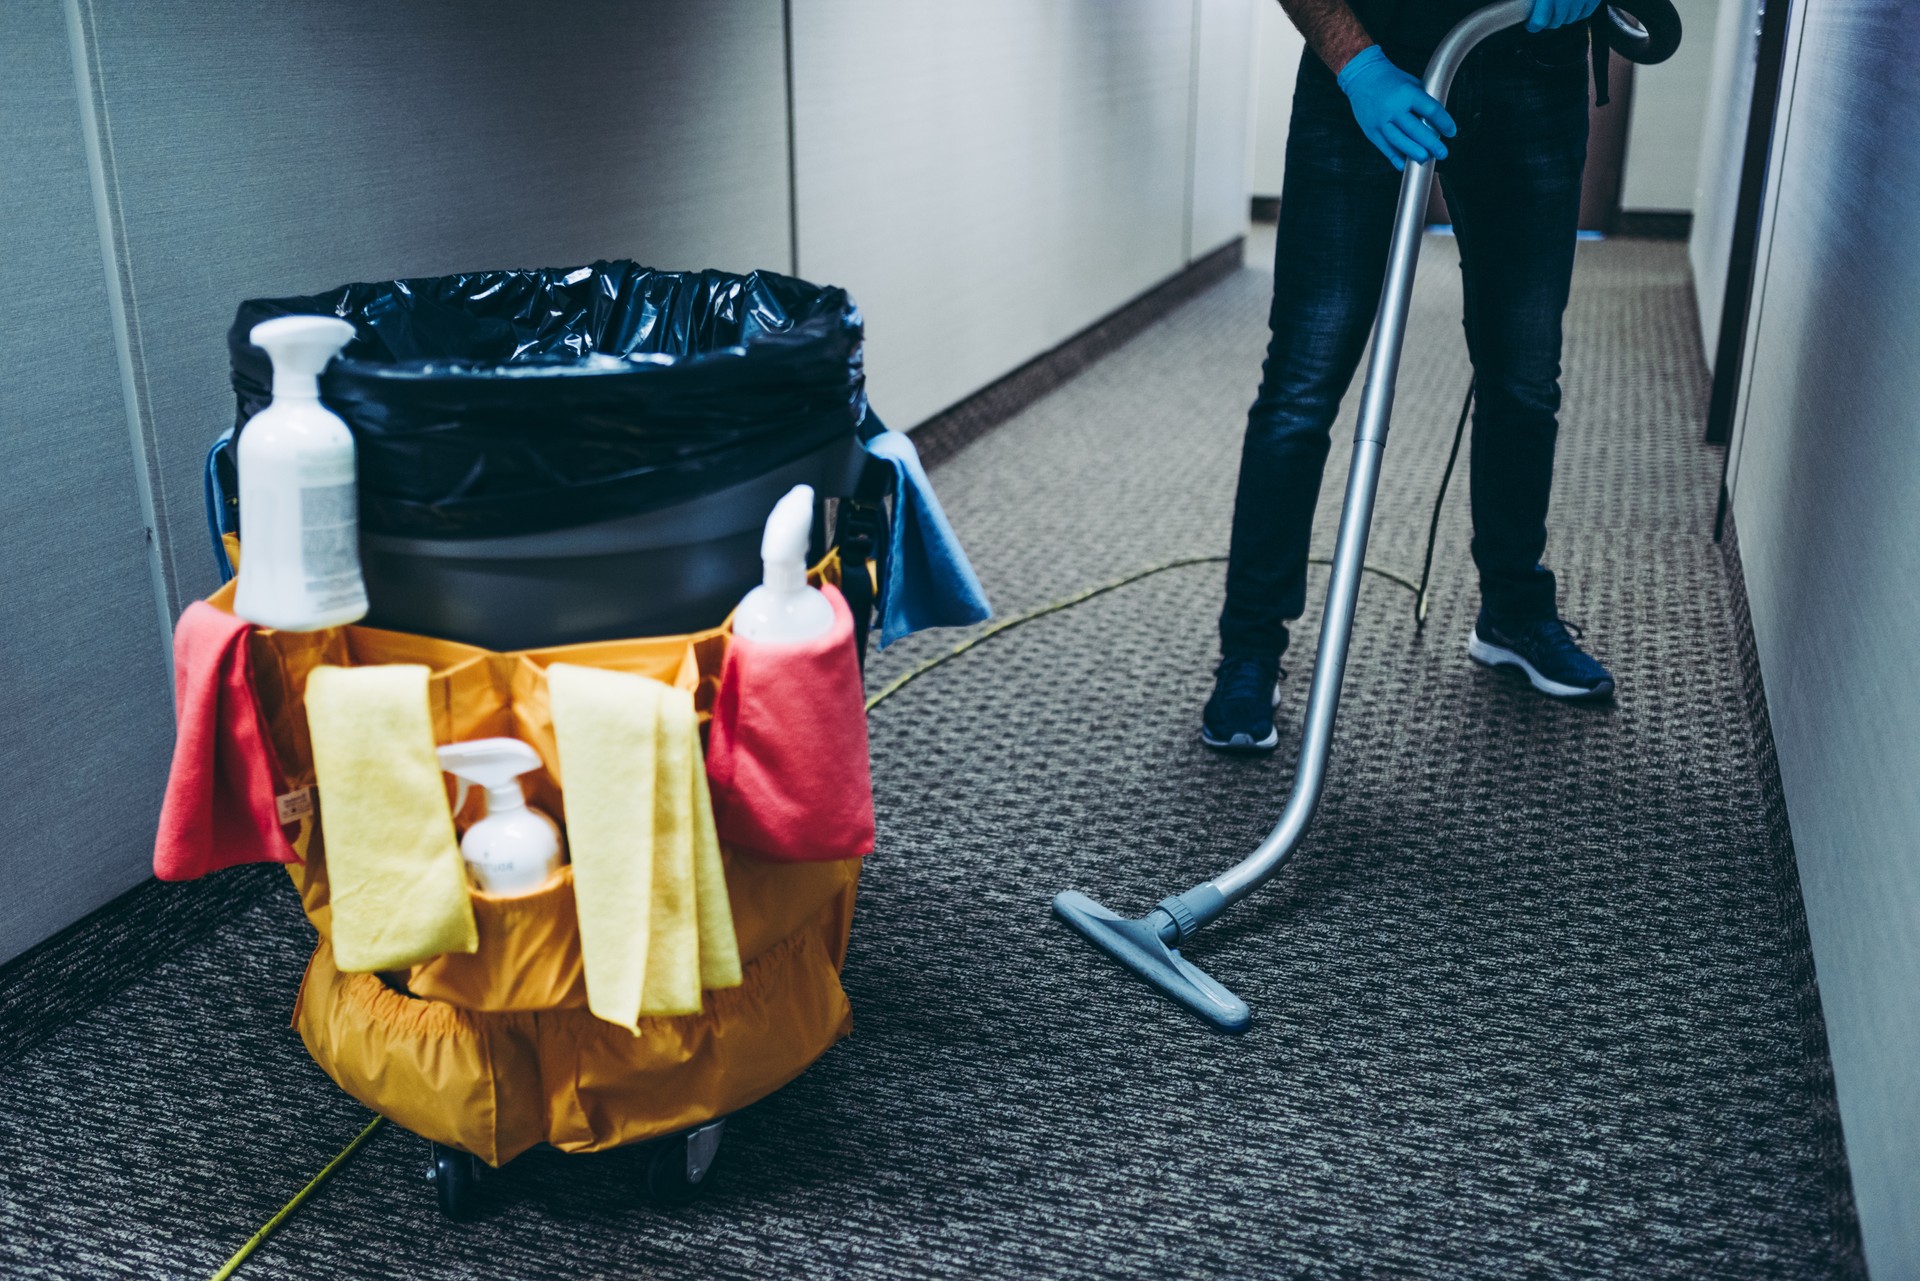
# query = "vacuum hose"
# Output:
<box><xmin>1598</xmin><ymin>0</ymin><xmax>1683</xmax><ymax>66</ymax></box>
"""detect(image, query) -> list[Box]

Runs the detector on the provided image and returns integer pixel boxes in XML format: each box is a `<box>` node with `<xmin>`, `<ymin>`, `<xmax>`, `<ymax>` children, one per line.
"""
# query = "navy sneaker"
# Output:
<box><xmin>1201</xmin><ymin>656</ymin><xmax>1283</xmax><ymax>752</ymax></box>
<box><xmin>1468</xmin><ymin>611</ymin><xmax>1614</xmax><ymax>700</ymax></box>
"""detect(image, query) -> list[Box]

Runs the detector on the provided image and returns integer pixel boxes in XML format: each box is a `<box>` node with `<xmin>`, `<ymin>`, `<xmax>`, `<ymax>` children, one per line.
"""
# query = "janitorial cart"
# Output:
<box><xmin>160</xmin><ymin>261</ymin><xmax>980</xmax><ymax>1220</ymax></box>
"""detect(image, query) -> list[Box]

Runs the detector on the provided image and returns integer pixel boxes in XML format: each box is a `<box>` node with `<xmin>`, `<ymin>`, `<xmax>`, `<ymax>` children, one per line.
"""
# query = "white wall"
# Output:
<box><xmin>790</xmin><ymin>0</ymin><xmax>1249</xmax><ymax>430</ymax></box>
<box><xmin>1722</xmin><ymin>0</ymin><xmax>1920</xmax><ymax>1270</ymax></box>
<box><xmin>0</xmin><ymin>0</ymin><xmax>796</xmax><ymax>968</ymax></box>
<box><xmin>1250</xmin><ymin>0</ymin><xmax>1308</xmax><ymax>198</ymax></box>
<box><xmin>0</xmin><ymin>0</ymin><xmax>796</xmax><ymax>970</ymax></box>
<box><xmin>1189</xmin><ymin>0</ymin><xmax>1260</xmax><ymax>257</ymax></box>
<box><xmin>1688</xmin><ymin>0</ymin><xmax>1762</xmax><ymax>365</ymax></box>
<box><xmin>1620</xmin><ymin>0</ymin><xmax>1723</xmax><ymax>212</ymax></box>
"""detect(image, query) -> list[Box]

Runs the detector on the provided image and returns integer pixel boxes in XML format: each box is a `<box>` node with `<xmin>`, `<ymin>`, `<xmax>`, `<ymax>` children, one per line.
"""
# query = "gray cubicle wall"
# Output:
<box><xmin>2</xmin><ymin>0</ymin><xmax>793</xmax><ymax>967</ymax></box>
<box><xmin>0</xmin><ymin>2</ymin><xmax>179</xmax><ymax>967</ymax></box>
<box><xmin>81</xmin><ymin>0</ymin><xmax>795</xmax><ymax>616</ymax></box>
<box><xmin>1723</xmin><ymin>0</ymin><xmax>1920</xmax><ymax>1270</ymax></box>
<box><xmin>2</xmin><ymin>0</ymin><xmax>1253</xmax><ymax>966</ymax></box>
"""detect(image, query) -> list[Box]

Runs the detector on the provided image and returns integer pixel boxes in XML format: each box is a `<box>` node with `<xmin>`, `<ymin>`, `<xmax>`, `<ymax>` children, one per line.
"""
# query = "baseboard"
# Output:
<box><xmin>911</xmin><ymin>238</ymin><xmax>1244</xmax><ymax>471</ymax></box>
<box><xmin>1614</xmin><ymin>210</ymin><xmax>1693</xmax><ymax>240</ymax></box>
<box><xmin>0</xmin><ymin>863</ymin><xmax>282</xmax><ymax>1067</ymax></box>
<box><xmin>1718</xmin><ymin>512</ymin><xmax>1868</xmax><ymax>1271</ymax></box>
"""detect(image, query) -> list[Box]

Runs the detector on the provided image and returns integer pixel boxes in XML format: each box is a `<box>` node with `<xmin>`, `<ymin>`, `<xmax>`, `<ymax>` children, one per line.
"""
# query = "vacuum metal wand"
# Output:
<box><xmin>1051</xmin><ymin>0</ymin><xmax>1535</xmax><ymax>1033</ymax></box>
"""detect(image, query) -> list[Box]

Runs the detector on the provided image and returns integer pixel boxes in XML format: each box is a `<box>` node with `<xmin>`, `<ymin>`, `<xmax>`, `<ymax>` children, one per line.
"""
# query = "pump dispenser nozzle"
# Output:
<box><xmin>252</xmin><ymin>315</ymin><xmax>355</xmax><ymax>398</ymax></box>
<box><xmin>761</xmin><ymin>484</ymin><xmax>814</xmax><ymax>592</ymax></box>
<box><xmin>436</xmin><ymin>737</ymin><xmax>564</xmax><ymax>896</ymax></box>
<box><xmin>734</xmin><ymin>484</ymin><xmax>835</xmax><ymax>643</ymax></box>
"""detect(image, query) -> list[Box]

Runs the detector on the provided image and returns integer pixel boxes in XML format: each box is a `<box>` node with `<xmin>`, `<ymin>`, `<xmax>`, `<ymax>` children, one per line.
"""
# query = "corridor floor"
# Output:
<box><xmin>0</xmin><ymin>229</ymin><xmax>1864</xmax><ymax>1278</ymax></box>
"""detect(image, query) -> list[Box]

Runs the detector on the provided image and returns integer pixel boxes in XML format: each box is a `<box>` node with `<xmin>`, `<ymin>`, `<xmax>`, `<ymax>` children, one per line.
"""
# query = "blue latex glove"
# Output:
<box><xmin>1335</xmin><ymin>46</ymin><xmax>1457</xmax><ymax>173</ymax></box>
<box><xmin>1528</xmin><ymin>0</ymin><xmax>1603</xmax><ymax>30</ymax></box>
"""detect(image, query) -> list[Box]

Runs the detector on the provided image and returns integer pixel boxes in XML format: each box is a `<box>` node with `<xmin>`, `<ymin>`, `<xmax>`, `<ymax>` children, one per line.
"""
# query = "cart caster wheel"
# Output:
<box><xmin>426</xmin><ymin>1142</ymin><xmax>484</xmax><ymax>1221</ymax></box>
<box><xmin>646</xmin><ymin>1119</ymin><xmax>725</xmax><ymax>1206</ymax></box>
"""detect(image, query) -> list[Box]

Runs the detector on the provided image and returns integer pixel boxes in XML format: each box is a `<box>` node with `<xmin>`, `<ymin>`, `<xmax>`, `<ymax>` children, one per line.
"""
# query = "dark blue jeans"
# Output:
<box><xmin>1219</xmin><ymin>35</ymin><xmax>1590</xmax><ymax>663</ymax></box>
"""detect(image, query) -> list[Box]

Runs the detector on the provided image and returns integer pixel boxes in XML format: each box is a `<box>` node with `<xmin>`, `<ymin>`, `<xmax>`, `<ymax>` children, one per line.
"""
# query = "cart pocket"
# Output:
<box><xmin>722</xmin><ymin>852</ymin><xmax>862</xmax><ymax>962</ymax></box>
<box><xmin>344</xmin><ymin>630</ymin><xmax>854</xmax><ymax>1016</ymax></box>
<box><xmin>408</xmin><ymin>867</ymin><xmax>586</xmax><ymax>1012</ymax></box>
<box><xmin>391</xmin><ymin>851</ymin><xmax>857</xmax><ymax>1020</ymax></box>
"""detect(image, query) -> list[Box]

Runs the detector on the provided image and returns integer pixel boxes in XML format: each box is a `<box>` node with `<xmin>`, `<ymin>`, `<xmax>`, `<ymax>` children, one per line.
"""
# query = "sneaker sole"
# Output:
<box><xmin>1467</xmin><ymin>631</ymin><xmax>1614</xmax><ymax>701</ymax></box>
<box><xmin>1199</xmin><ymin>725</ymin><xmax>1281</xmax><ymax>752</ymax></box>
<box><xmin>1200</xmin><ymin>683</ymin><xmax>1283</xmax><ymax>753</ymax></box>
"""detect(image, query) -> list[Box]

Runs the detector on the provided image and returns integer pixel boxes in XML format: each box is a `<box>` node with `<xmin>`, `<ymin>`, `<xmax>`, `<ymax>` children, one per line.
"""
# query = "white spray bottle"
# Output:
<box><xmin>436</xmin><ymin>737</ymin><xmax>565</xmax><ymax>896</ymax></box>
<box><xmin>733</xmin><ymin>484</ymin><xmax>835</xmax><ymax>643</ymax></box>
<box><xmin>233</xmin><ymin>314</ymin><xmax>369</xmax><ymax>632</ymax></box>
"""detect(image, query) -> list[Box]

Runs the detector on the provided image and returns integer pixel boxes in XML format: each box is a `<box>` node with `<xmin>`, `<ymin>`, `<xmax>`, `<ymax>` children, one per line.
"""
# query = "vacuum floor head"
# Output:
<box><xmin>1051</xmin><ymin>891</ymin><xmax>1251</xmax><ymax>1034</ymax></box>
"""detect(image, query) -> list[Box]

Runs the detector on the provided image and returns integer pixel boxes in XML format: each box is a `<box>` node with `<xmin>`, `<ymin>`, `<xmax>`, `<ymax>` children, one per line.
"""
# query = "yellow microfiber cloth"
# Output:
<box><xmin>549</xmin><ymin>664</ymin><xmax>742</xmax><ymax>1029</ymax></box>
<box><xmin>304</xmin><ymin>664</ymin><xmax>477</xmax><ymax>972</ymax></box>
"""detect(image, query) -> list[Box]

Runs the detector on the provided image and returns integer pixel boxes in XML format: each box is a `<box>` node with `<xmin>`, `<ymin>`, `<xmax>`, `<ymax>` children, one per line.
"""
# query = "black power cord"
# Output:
<box><xmin>1414</xmin><ymin>378</ymin><xmax>1474</xmax><ymax>628</ymax></box>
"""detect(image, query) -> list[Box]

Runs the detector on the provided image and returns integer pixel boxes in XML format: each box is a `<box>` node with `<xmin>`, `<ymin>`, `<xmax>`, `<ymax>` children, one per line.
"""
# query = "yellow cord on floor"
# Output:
<box><xmin>865</xmin><ymin>553</ymin><xmax>1421</xmax><ymax>713</ymax></box>
<box><xmin>211</xmin><ymin>552</ymin><xmax>1422</xmax><ymax>1279</ymax></box>
<box><xmin>208</xmin><ymin>1116</ymin><xmax>383</xmax><ymax>1280</ymax></box>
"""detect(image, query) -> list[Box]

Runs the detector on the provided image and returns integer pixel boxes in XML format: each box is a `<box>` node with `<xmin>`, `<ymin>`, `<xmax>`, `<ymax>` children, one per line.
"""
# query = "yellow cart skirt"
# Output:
<box><xmin>207</xmin><ymin>547</ymin><xmax>861</xmax><ymax>1167</ymax></box>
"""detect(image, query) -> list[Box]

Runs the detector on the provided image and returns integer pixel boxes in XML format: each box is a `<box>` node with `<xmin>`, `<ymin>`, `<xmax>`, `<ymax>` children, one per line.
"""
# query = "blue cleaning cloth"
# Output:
<box><xmin>859</xmin><ymin>428</ymin><xmax>992</xmax><ymax>647</ymax></box>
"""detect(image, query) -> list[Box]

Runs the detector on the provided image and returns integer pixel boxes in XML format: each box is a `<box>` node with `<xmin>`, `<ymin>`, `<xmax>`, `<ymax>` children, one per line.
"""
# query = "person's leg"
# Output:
<box><xmin>1207</xmin><ymin>51</ymin><xmax>1405</xmax><ymax>750</ymax></box>
<box><xmin>1439</xmin><ymin>37</ymin><xmax>1587</xmax><ymax>626</ymax></box>
<box><xmin>1441</xmin><ymin>36</ymin><xmax>1612</xmax><ymax>698</ymax></box>
<box><xmin>1217</xmin><ymin>52</ymin><xmax>1404</xmax><ymax>666</ymax></box>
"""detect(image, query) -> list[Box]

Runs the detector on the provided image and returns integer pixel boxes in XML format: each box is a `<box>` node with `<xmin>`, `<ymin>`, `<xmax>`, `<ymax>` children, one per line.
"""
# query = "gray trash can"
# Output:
<box><xmin>357</xmin><ymin>434</ymin><xmax>866</xmax><ymax>649</ymax></box>
<box><xmin>223</xmin><ymin>261</ymin><xmax>873</xmax><ymax>649</ymax></box>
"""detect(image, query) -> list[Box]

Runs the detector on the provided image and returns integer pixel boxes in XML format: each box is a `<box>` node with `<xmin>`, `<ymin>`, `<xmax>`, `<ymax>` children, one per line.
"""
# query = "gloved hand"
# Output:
<box><xmin>1335</xmin><ymin>46</ymin><xmax>1457</xmax><ymax>173</ymax></box>
<box><xmin>1527</xmin><ymin>0</ymin><xmax>1604</xmax><ymax>31</ymax></box>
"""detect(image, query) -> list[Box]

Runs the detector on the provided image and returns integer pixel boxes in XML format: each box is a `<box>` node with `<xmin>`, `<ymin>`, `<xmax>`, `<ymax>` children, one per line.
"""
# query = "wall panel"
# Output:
<box><xmin>1688</xmin><ymin>0</ymin><xmax>1761</xmax><ymax>363</ymax></box>
<box><xmin>5</xmin><ymin>0</ymin><xmax>1251</xmax><ymax>963</ymax></box>
<box><xmin>1188</xmin><ymin>0</ymin><xmax>1258</xmax><ymax>258</ymax></box>
<box><xmin>1619</xmin><ymin>0</ymin><xmax>1723</xmax><ymax>213</ymax></box>
<box><xmin>790</xmin><ymin>0</ymin><xmax>1196</xmax><ymax>429</ymax></box>
<box><xmin>1728</xmin><ymin>0</ymin><xmax>1920</xmax><ymax>1270</ymax></box>
<box><xmin>1249</xmin><ymin>4</ymin><xmax>1309</xmax><ymax>201</ymax></box>
<box><xmin>83</xmin><ymin>0</ymin><xmax>793</xmax><ymax>611</ymax></box>
<box><xmin>0</xmin><ymin>3</ymin><xmax>175</xmax><ymax>963</ymax></box>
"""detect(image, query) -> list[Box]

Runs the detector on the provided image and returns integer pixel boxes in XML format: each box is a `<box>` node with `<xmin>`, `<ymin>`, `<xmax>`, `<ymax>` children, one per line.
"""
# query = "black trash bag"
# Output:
<box><xmin>229</xmin><ymin>262</ymin><xmax>866</xmax><ymax>539</ymax></box>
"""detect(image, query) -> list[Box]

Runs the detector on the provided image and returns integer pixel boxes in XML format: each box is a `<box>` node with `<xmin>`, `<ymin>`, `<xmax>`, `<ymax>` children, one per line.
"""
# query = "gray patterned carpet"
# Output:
<box><xmin>0</xmin><ymin>229</ymin><xmax>1864</xmax><ymax>1278</ymax></box>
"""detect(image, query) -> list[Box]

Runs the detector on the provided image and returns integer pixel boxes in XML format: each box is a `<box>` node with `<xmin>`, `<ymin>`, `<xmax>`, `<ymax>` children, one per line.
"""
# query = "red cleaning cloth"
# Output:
<box><xmin>707</xmin><ymin>584</ymin><xmax>875</xmax><ymax>862</ymax></box>
<box><xmin>153</xmin><ymin>602</ymin><xmax>300</xmax><ymax>880</ymax></box>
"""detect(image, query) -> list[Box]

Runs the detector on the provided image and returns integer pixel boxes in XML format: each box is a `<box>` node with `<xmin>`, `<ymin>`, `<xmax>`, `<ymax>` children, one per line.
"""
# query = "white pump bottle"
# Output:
<box><xmin>436</xmin><ymin>737</ymin><xmax>565</xmax><ymax>897</ymax></box>
<box><xmin>233</xmin><ymin>315</ymin><xmax>369</xmax><ymax>632</ymax></box>
<box><xmin>732</xmin><ymin>484</ymin><xmax>835</xmax><ymax>643</ymax></box>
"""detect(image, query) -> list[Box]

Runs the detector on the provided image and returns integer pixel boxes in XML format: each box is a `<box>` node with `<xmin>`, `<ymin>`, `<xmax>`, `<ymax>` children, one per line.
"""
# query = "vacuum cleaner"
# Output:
<box><xmin>1052</xmin><ymin>0</ymin><xmax>1683</xmax><ymax>1033</ymax></box>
